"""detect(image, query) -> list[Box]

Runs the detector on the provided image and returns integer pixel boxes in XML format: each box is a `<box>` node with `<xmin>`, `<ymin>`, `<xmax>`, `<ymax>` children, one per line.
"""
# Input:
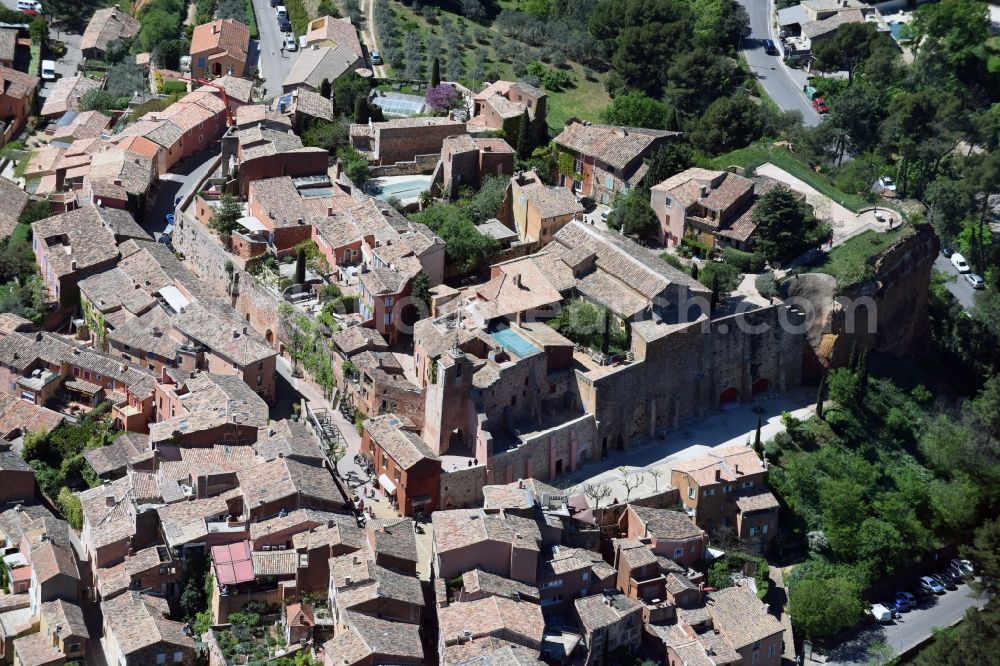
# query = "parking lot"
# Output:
<box><xmin>934</xmin><ymin>252</ymin><xmax>981</xmax><ymax>311</ymax></box>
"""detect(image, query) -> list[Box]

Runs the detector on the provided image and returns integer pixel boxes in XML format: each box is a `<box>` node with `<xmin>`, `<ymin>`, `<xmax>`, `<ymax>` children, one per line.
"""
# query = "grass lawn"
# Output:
<box><xmin>382</xmin><ymin>2</ymin><xmax>609</xmax><ymax>132</ymax></box>
<box><xmin>703</xmin><ymin>143</ymin><xmax>871</xmax><ymax>212</ymax></box>
<box><xmin>28</xmin><ymin>43</ymin><xmax>39</xmax><ymax>78</ymax></box>
<box><xmin>802</xmin><ymin>224</ymin><xmax>913</xmax><ymax>289</ymax></box>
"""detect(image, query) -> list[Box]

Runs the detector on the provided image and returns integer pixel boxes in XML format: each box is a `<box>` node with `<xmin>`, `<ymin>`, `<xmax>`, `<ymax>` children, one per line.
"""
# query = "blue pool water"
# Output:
<box><xmin>889</xmin><ymin>22</ymin><xmax>907</xmax><ymax>41</ymax></box>
<box><xmin>490</xmin><ymin>329</ymin><xmax>540</xmax><ymax>358</ymax></box>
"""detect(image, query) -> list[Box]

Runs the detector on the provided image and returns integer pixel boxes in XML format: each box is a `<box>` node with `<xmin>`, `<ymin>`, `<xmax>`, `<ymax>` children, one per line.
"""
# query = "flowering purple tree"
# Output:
<box><xmin>425</xmin><ymin>84</ymin><xmax>462</xmax><ymax>112</ymax></box>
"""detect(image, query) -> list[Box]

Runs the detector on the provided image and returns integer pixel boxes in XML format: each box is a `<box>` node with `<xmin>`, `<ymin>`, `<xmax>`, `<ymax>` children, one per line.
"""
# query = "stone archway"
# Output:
<box><xmin>752</xmin><ymin>378</ymin><xmax>770</xmax><ymax>395</ymax></box>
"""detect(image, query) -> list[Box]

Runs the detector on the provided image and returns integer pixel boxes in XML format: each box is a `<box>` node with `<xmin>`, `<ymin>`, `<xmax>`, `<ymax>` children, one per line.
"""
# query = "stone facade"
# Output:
<box><xmin>369</xmin><ymin>153</ymin><xmax>440</xmax><ymax>178</ymax></box>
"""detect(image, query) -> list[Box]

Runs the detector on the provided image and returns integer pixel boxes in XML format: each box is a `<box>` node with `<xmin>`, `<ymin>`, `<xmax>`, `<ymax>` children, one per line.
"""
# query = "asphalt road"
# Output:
<box><xmin>934</xmin><ymin>254</ymin><xmax>979</xmax><ymax>311</ymax></box>
<box><xmin>823</xmin><ymin>583</ymin><xmax>985</xmax><ymax>664</ymax></box>
<box><xmin>249</xmin><ymin>0</ymin><xmax>299</xmax><ymax>98</ymax></box>
<box><xmin>737</xmin><ymin>0</ymin><xmax>821</xmax><ymax>126</ymax></box>
<box><xmin>143</xmin><ymin>149</ymin><xmax>221</xmax><ymax>239</ymax></box>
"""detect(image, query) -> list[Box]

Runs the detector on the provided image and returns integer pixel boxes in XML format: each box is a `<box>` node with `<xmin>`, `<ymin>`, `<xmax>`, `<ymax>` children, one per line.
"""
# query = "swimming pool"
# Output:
<box><xmin>371</xmin><ymin>94</ymin><xmax>427</xmax><ymax>117</ymax></box>
<box><xmin>365</xmin><ymin>175</ymin><xmax>434</xmax><ymax>202</ymax></box>
<box><xmin>489</xmin><ymin>328</ymin><xmax>540</xmax><ymax>358</ymax></box>
<box><xmin>889</xmin><ymin>21</ymin><xmax>908</xmax><ymax>42</ymax></box>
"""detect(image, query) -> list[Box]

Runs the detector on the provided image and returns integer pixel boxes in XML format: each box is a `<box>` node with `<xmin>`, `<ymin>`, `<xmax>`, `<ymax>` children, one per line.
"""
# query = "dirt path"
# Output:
<box><xmin>361</xmin><ymin>0</ymin><xmax>386</xmax><ymax>77</ymax></box>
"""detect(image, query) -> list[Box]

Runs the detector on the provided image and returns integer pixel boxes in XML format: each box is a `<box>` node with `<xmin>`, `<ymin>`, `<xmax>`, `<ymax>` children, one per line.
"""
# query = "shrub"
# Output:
<box><xmin>755</xmin><ymin>271</ymin><xmax>778</xmax><ymax>299</ymax></box>
<box><xmin>722</xmin><ymin>247</ymin><xmax>766</xmax><ymax>272</ymax></box>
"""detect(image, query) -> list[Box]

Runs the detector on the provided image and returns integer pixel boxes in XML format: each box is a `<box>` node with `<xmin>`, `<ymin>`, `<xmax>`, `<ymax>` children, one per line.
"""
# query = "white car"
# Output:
<box><xmin>283</xmin><ymin>35</ymin><xmax>297</xmax><ymax>51</ymax></box>
<box><xmin>274</xmin><ymin>5</ymin><xmax>287</xmax><ymax>17</ymax></box>
<box><xmin>877</xmin><ymin>176</ymin><xmax>897</xmax><ymax>192</ymax></box>
<box><xmin>951</xmin><ymin>252</ymin><xmax>970</xmax><ymax>273</ymax></box>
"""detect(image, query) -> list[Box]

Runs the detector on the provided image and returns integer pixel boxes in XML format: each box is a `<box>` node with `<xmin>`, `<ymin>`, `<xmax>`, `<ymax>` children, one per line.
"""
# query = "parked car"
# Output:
<box><xmin>812</xmin><ymin>97</ymin><xmax>829</xmax><ymax>114</ymax></box>
<box><xmin>277</xmin><ymin>16</ymin><xmax>291</xmax><ymax>32</ymax></box>
<box><xmin>17</xmin><ymin>0</ymin><xmax>41</xmax><ymax>14</ymax></box>
<box><xmin>920</xmin><ymin>575</ymin><xmax>945</xmax><ymax>594</ymax></box>
<box><xmin>270</xmin><ymin>0</ymin><xmax>281</xmax><ymax>6</ymax></box>
<box><xmin>965</xmin><ymin>273</ymin><xmax>985</xmax><ymax>290</ymax></box>
<box><xmin>283</xmin><ymin>35</ymin><xmax>297</xmax><ymax>51</ymax></box>
<box><xmin>947</xmin><ymin>560</ymin><xmax>969</xmax><ymax>582</ymax></box>
<box><xmin>877</xmin><ymin>176</ymin><xmax>897</xmax><ymax>192</ymax></box>
<box><xmin>932</xmin><ymin>573</ymin><xmax>957</xmax><ymax>591</ymax></box>
<box><xmin>274</xmin><ymin>4</ymin><xmax>287</xmax><ymax>17</ymax></box>
<box><xmin>370</xmin><ymin>50</ymin><xmax>383</xmax><ymax>66</ymax></box>
<box><xmin>895</xmin><ymin>591</ymin><xmax>916</xmax><ymax>610</ymax></box>
<box><xmin>41</xmin><ymin>60</ymin><xmax>56</xmax><ymax>81</ymax></box>
<box><xmin>871</xmin><ymin>604</ymin><xmax>893</xmax><ymax>624</ymax></box>
<box><xmin>941</xmin><ymin>246</ymin><xmax>955</xmax><ymax>258</ymax></box>
<box><xmin>601</xmin><ymin>208</ymin><xmax>612</xmax><ymax>222</ymax></box>
<box><xmin>892</xmin><ymin>596</ymin><xmax>908</xmax><ymax>613</ymax></box>
<box><xmin>951</xmin><ymin>252</ymin><xmax>970</xmax><ymax>273</ymax></box>
<box><xmin>951</xmin><ymin>559</ymin><xmax>974</xmax><ymax>576</ymax></box>
<box><xmin>764</xmin><ymin>39</ymin><xmax>779</xmax><ymax>55</ymax></box>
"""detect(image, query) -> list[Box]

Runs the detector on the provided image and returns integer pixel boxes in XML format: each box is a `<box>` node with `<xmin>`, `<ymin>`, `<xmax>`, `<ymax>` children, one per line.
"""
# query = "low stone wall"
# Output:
<box><xmin>370</xmin><ymin>153</ymin><xmax>440</xmax><ymax>178</ymax></box>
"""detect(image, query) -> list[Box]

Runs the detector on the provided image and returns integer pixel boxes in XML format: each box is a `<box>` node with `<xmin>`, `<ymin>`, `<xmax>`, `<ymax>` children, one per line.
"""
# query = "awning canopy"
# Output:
<box><xmin>378</xmin><ymin>473</ymin><xmax>397</xmax><ymax>495</ymax></box>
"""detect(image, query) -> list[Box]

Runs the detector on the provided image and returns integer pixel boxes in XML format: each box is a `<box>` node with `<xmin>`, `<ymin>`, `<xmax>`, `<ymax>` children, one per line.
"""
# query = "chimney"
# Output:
<box><xmin>327</xmin><ymin>206</ymin><xmax>333</xmax><ymax>216</ymax></box>
<box><xmin>114</xmin><ymin>178</ymin><xmax>122</xmax><ymax>186</ymax></box>
<box><xmin>701</xmin><ymin>185</ymin><xmax>709</xmax><ymax>198</ymax></box>
<box><xmin>512</xmin><ymin>273</ymin><xmax>522</xmax><ymax>288</ymax></box>
<box><xmin>243</xmin><ymin>326</ymin><xmax>249</xmax><ymax>335</ymax></box>
<box><xmin>70</xmin><ymin>259</ymin><xmax>77</xmax><ymax>271</ymax></box>
<box><xmin>735</xmin><ymin>464</ymin><xmax>741</xmax><ymax>475</ymax></box>
<box><xmin>715</xmin><ymin>469</ymin><xmax>721</xmax><ymax>481</ymax></box>
<box><xmin>152</xmin><ymin>326</ymin><xmax>163</xmax><ymax>337</ymax></box>
<box><xmin>232</xmin><ymin>329</ymin><xmax>240</xmax><ymax>338</ymax></box>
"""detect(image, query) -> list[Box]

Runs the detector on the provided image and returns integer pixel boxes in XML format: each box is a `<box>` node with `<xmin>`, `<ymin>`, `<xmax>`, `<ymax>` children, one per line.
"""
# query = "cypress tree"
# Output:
<box><xmin>601</xmin><ymin>309</ymin><xmax>611</xmax><ymax>355</ymax></box>
<box><xmin>294</xmin><ymin>248</ymin><xmax>306</xmax><ymax>285</ymax></box>
<box><xmin>816</xmin><ymin>372</ymin><xmax>827</xmax><ymax>420</ymax></box>
<box><xmin>690</xmin><ymin>264</ymin><xmax>699</xmax><ymax>280</ymax></box>
<box><xmin>753</xmin><ymin>417</ymin><xmax>763</xmax><ymax>457</ymax></box>
<box><xmin>515</xmin><ymin>108</ymin><xmax>532</xmax><ymax>160</ymax></box>
<box><xmin>353</xmin><ymin>96</ymin><xmax>369</xmax><ymax>124</ymax></box>
<box><xmin>319</xmin><ymin>78</ymin><xmax>332</xmax><ymax>99</ymax></box>
<box><xmin>430</xmin><ymin>57</ymin><xmax>440</xmax><ymax>88</ymax></box>
<box><xmin>858</xmin><ymin>349</ymin><xmax>869</xmax><ymax>396</ymax></box>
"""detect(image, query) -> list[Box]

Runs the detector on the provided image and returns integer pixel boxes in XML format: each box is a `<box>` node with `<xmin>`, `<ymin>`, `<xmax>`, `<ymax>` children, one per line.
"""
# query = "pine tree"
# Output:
<box><xmin>430</xmin><ymin>57</ymin><xmax>441</xmax><ymax>89</ymax></box>
<box><xmin>320</xmin><ymin>78</ymin><xmax>332</xmax><ymax>99</ymax></box>
<box><xmin>515</xmin><ymin>108</ymin><xmax>532</xmax><ymax>160</ymax></box>
<box><xmin>294</xmin><ymin>249</ymin><xmax>306</xmax><ymax>285</ymax></box>
<box><xmin>816</xmin><ymin>372</ymin><xmax>827</xmax><ymax>420</ymax></box>
<box><xmin>353</xmin><ymin>96</ymin><xmax>369</xmax><ymax>124</ymax></box>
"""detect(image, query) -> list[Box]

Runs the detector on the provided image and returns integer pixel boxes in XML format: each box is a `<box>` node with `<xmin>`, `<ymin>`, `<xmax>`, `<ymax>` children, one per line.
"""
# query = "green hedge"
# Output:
<box><xmin>722</xmin><ymin>247</ymin><xmax>766</xmax><ymax>272</ymax></box>
<box><xmin>285</xmin><ymin>0</ymin><xmax>309</xmax><ymax>36</ymax></box>
<box><xmin>244</xmin><ymin>0</ymin><xmax>259</xmax><ymax>38</ymax></box>
<box><xmin>162</xmin><ymin>80</ymin><xmax>187</xmax><ymax>94</ymax></box>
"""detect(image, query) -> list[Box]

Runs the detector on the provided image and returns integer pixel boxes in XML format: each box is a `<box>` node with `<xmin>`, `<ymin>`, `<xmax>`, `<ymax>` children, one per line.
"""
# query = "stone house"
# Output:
<box><xmin>34</xmin><ymin>600</ymin><xmax>89</xmax><ymax>663</ymax></box>
<box><xmin>0</xmin><ymin>452</ymin><xmax>36</xmax><ymax>503</ymax></box>
<box><xmin>80</xmin><ymin>8</ymin><xmax>140</xmax><ymax>59</ymax></box>
<box><xmin>27</xmin><ymin>539</ymin><xmax>80</xmax><ymax>616</ymax></box>
<box><xmin>149</xmin><ymin>372</ymin><xmax>269</xmax><ymax>448</ymax></box>
<box><xmin>361</xmin><ymin>415</ymin><xmax>440</xmax><ymax>517</ymax></box>
<box><xmin>100</xmin><ymin>593</ymin><xmax>196</xmax><ymax>666</ymax></box>
<box><xmin>0</xmin><ymin>178</ymin><xmax>28</xmax><ymax>241</ymax></box>
<box><xmin>670</xmin><ymin>445</ymin><xmax>779</xmax><ymax>553</ymax></box>
<box><xmin>650</xmin><ymin>168</ymin><xmax>787</xmax><ymax>249</ymax></box>
<box><xmin>38</xmin><ymin>76</ymin><xmax>101</xmax><ymax>118</ymax></box>
<box><xmin>502</xmin><ymin>170</ymin><xmax>584</xmax><ymax>246</ymax></box>
<box><xmin>31</xmin><ymin>209</ymin><xmax>120</xmax><ymax>307</ymax></box>
<box><xmin>431</xmin><ymin>508</ymin><xmax>542</xmax><ymax>584</ymax></box>
<box><xmin>328</xmin><ymin>553</ymin><xmax>424</xmax><ymax>628</ymax></box>
<box><xmin>349</xmin><ymin>117</ymin><xmax>467</xmax><ymax>167</ymax></box>
<box><xmin>357</xmin><ymin>260</ymin><xmax>420</xmax><ymax>345</ymax></box>
<box><xmin>245</xmin><ymin>176</ymin><xmax>354</xmax><ymax>255</ymax></box>
<box><xmin>350</xmin><ymin>353</ymin><xmax>423</xmax><ymax>428</ymax></box>
<box><xmin>552</xmin><ymin>121</ymin><xmax>679</xmax><ymax>205</ymax></box>
<box><xmin>281</xmin><ymin>45</ymin><xmax>364</xmax><ymax>93</ymax></box>
<box><xmin>0</xmin><ymin>393</ymin><xmax>63</xmax><ymax>442</ymax></box>
<box><xmin>365</xmin><ymin>518</ymin><xmax>419</xmax><ymax>575</ymax></box>
<box><xmin>331</xmin><ymin>327</ymin><xmax>389</xmax><ymax>387</ymax></box>
<box><xmin>536</xmin><ymin>545</ymin><xmax>615</xmax><ymax>614</ymax></box>
<box><xmin>573</xmin><ymin>591</ymin><xmax>643</xmax><ymax>666</ymax></box>
<box><xmin>0</xmin><ymin>28</ymin><xmax>17</xmax><ymax>70</ymax></box>
<box><xmin>303</xmin><ymin>15</ymin><xmax>364</xmax><ymax>56</ymax></box>
<box><xmin>611</xmin><ymin>538</ymin><xmax>703</xmax><ymax>625</ymax></box>
<box><xmin>236</xmin><ymin>456</ymin><xmax>347</xmax><ymax>521</ymax></box>
<box><xmin>293</xmin><ymin>514</ymin><xmax>367</xmax><ymax>593</ymax></box>
<box><xmin>469</xmin><ymin>80</ymin><xmax>547</xmax><ymax>138</ymax></box>
<box><xmin>0</xmin><ymin>66</ymin><xmax>39</xmax><ymax>149</ymax></box>
<box><xmin>438</xmin><ymin>134</ymin><xmax>515</xmax><ymax>200</ymax></box>
<box><xmin>437</xmin><ymin>595</ymin><xmax>544</xmax><ymax>664</ymax></box>
<box><xmin>321</xmin><ymin>612</ymin><xmax>425</xmax><ymax>666</ymax></box>
<box><xmin>283</xmin><ymin>603</ymin><xmax>315</xmax><ymax>645</ymax></box>
<box><xmin>190</xmin><ymin>19</ymin><xmax>250</xmax><ymax>79</ymax></box>
<box><xmin>618</xmin><ymin>505</ymin><xmax>707</xmax><ymax>569</ymax></box>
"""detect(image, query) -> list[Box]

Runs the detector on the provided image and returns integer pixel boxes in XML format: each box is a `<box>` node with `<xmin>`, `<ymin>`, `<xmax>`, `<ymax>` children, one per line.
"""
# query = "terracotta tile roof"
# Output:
<box><xmin>439</xmin><ymin>596</ymin><xmax>544</xmax><ymax>648</ymax></box>
<box><xmin>324</xmin><ymin>612</ymin><xmax>423</xmax><ymax>663</ymax></box>
<box><xmin>518</xmin><ymin>174</ymin><xmax>583</xmax><ymax>220</ymax></box>
<box><xmin>159</xmin><ymin>493</ymin><xmax>239</xmax><ymax>547</ymax></box>
<box><xmin>736</xmin><ymin>491</ymin><xmax>780</xmax><ymax>513</ymax></box>
<box><xmin>364</xmin><ymin>415</ymin><xmax>438</xmax><ymax>470</ymax></box>
<box><xmin>446</xmin><ymin>639</ymin><xmax>545</xmax><ymax>665</ymax></box>
<box><xmin>81</xmin><ymin>8</ymin><xmax>140</xmax><ymax>53</ymax></box>
<box><xmin>630</xmin><ymin>505</ymin><xmax>705</xmax><ymax>541</ymax></box>
<box><xmin>574</xmin><ymin>591</ymin><xmax>642</xmax><ymax>632</ymax></box>
<box><xmin>288</xmin><ymin>88</ymin><xmax>334</xmax><ymax>121</ymax></box>
<box><xmin>249</xmin><ymin>507</ymin><xmax>331</xmax><ymax>542</ymax></box>
<box><xmin>461</xmin><ymin>569</ymin><xmax>539</xmax><ymax>602</ymax></box>
<box><xmin>254</xmin><ymin>419</ymin><xmax>325</xmax><ymax>463</ymax></box>
<box><xmin>540</xmin><ymin>546</ymin><xmax>615</xmax><ymax>581</ymax></box>
<box><xmin>330</xmin><ymin>552</ymin><xmax>423</xmax><ymax>606</ymax></box>
<box><xmin>553</xmin><ymin>122</ymin><xmax>678</xmax><ymax>171</ymax></box>
<box><xmin>170</xmin><ymin>301</ymin><xmax>275</xmax><ymax>365</ymax></box>
<box><xmin>197</xmin><ymin>75</ymin><xmax>254</xmax><ymax>103</ymax></box>
<box><xmin>87</xmin><ymin>147</ymin><xmax>155</xmax><ymax>196</ymax></box>
<box><xmin>433</xmin><ymin>509</ymin><xmax>541</xmax><ymax>554</ymax></box>
<box><xmin>83</xmin><ymin>433</ymin><xmax>144</xmax><ymax>477</ymax></box>
<box><xmin>238</xmin><ymin>457</ymin><xmax>344</xmax><ymax>509</ymax></box>
<box><xmin>282</xmin><ymin>44</ymin><xmax>362</xmax><ymax>90</ymax></box>
<box><xmin>78</xmin><ymin>267</ymin><xmax>156</xmax><ymax>316</ymax></box>
<box><xmin>0</xmin><ymin>65</ymin><xmax>40</xmax><ymax>102</ymax></box>
<box><xmin>50</xmin><ymin>110</ymin><xmax>112</xmax><ymax>142</ymax></box>
<box><xmin>149</xmin><ymin>372</ymin><xmax>268</xmax><ymax>443</ymax></box>
<box><xmin>40</xmin><ymin>599</ymin><xmax>90</xmax><ymax>640</ymax></box>
<box><xmin>249</xmin><ymin>176</ymin><xmax>354</xmax><ymax>228</ymax></box>
<box><xmin>707</xmin><ymin>584</ymin><xmax>784</xmax><ymax>650</ymax></box>
<box><xmin>235</xmin><ymin>104</ymin><xmax>291</xmax><ymax>128</ymax></box>
<box><xmin>190</xmin><ymin>19</ymin><xmax>250</xmax><ymax>63</ymax></box>
<box><xmin>671</xmin><ymin>444</ymin><xmax>766</xmax><ymax>486</ymax></box>
<box><xmin>29</xmin><ymin>539</ymin><xmax>80</xmax><ymax>584</ymax></box>
<box><xmin>332</xmin><ymin>326</ymin><xmax>388</xmax><ymax>356</ymax></box>
<box><xmin>12</xmin><ymin>632</ymin><xmax>63</xmax><ymax>666</ymax></box>
<box><xmin>101</xmin><ymin>592</ymin><xmax>195</xmax><ymax>656</ymax></box>
<box><xmin>40</xmin><ymin>77</ymin><xmax>101</xmax><ymax>117</ymax></box>
<box><xmin>251</xmin><ymin>549</ymin><xmax>298</xmax><ymax>576</ymax></box>
<box><xmin>31</xmin><ymin>207</ymin><xmax>119</xmax><ymax>277</ymax></box>
<box><xmin>304</xmin><ymin>16</ymin><xmax>364</xmax><ymax>57</ymax></box>
<box><xmin>0</xmin><ymin>178</ymin><xmax>28</xmax><ymax>242</ymax></box>
<box><xmin>294</xmin><ymin>514</ymin><xmax>365</xmax><ymax>552</ymax></box>
<box><xmin>0</xmin><ymin>393</ymin><xmax>63</xmax><ymax>438</ymax></box>
<box><xmin>106</xmin><ymin>305</ymin><xmax>176</xmax><ymax>360</ymax></box>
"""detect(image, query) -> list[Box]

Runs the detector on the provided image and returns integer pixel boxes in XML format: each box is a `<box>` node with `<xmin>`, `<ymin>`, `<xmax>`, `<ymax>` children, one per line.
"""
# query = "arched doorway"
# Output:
<box><xmin>265</xmin><ymin>329</ymin><xmax>274</xmax><ymax>345</ymax></box>
<box><xmin>212</xmin><ymin>63</ymin><xmax>222</xmax><ymax>76</ymax></box>
<box><xmin>720</xmin><ymin>387</ymin><xmax>739</xmax><ymax>406</ymax></box>
<box><xmin>752</xmin><ymin>378</ymin><xmax>770</xmax><ymax>395</ymax></box>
